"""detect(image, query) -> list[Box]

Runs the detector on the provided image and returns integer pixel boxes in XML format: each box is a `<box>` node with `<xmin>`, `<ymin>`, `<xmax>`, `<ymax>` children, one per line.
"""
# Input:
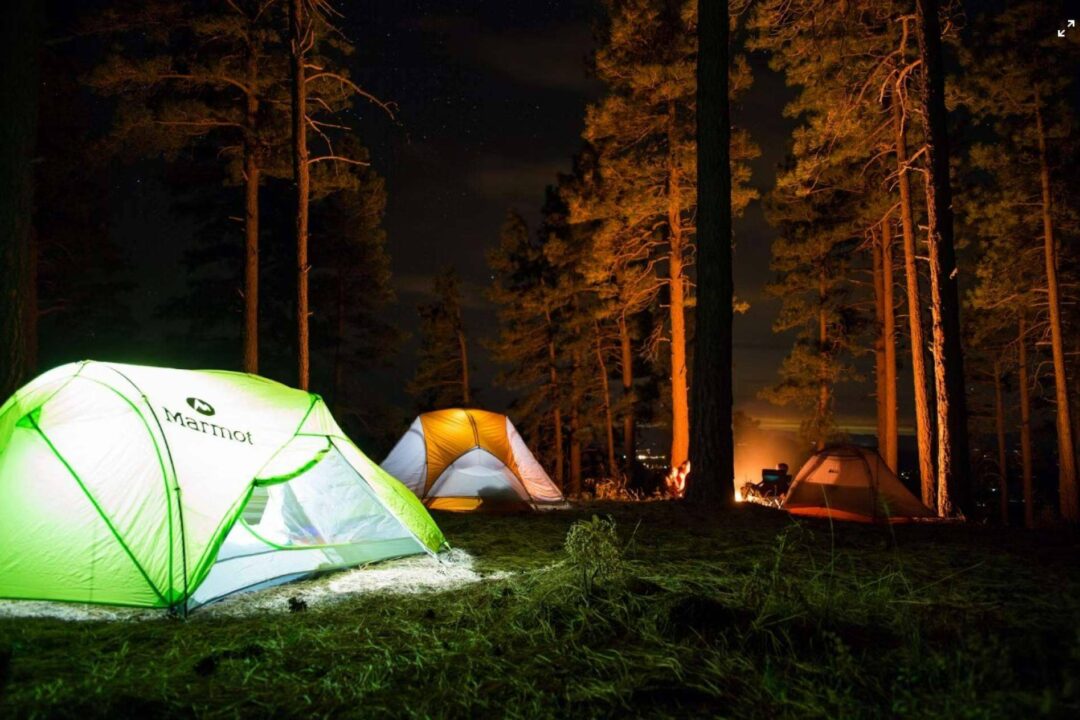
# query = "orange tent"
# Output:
<box><xmin>381</xmin><ymin>409</ymin><xmax>565</xmax><ymax>511</ymax></box>
<box><xmin>782</xmin><ymin>445</ymin><xmax>934</xmax><ymax>523</ymax></box>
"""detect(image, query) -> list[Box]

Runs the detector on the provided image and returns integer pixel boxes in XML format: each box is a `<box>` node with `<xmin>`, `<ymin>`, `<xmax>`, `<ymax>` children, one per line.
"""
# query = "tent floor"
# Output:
<box><xmin>425</xmin><ymin>496</ymin><xmax>534</xmax><ymax>513</ymax></box>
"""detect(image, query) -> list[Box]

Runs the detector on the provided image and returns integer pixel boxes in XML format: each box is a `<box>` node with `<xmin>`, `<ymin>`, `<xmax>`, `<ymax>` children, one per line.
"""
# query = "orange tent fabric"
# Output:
<box><xmin>418</xmin><ymin>409</ymin><xmax>518</xmax><ymax>495</ymax></box>
<box><xmin>381</xmin><ymin>409</ymin><xmax>565</xmax><ymax>511</ymax></box>
<box><xmin>782</xmin><ymin>445</ymin><xmax>934</xmax><ymax>524</ymax></box>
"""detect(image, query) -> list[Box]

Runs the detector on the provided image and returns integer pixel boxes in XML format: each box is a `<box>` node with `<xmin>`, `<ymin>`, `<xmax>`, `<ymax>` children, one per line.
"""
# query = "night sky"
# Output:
<box><xmin>343</xmin><ymin>0</ymin><xmax>898</xmax><ymax>433</ymax></box>
<box><xmin>89</xmin><ymin>0</ymin><xmax>898</xmax><ymax>435</ymax></box>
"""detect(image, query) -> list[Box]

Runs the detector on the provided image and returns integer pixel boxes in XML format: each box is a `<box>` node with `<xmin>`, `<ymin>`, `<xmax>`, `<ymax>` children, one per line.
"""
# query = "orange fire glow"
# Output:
<box><xmin>665</xmin><ymin>461</ymin><xmax>689</xmax><ymax>498</ymax></box>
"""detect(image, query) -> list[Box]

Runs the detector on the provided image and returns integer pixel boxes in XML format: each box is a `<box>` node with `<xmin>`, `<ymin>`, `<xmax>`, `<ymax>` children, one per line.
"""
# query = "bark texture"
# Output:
<box><xmin>457</xmin><ymin>326</ymin><xmax>470</xmax><ymax>405</ymax></box>
<box><xmin>881</xmin><ymin>229</ymin><xmax>898</xmax><ymax>472</ymax></box>
<box><xmin>290</xmin><ymin>0</ymin><xmax>311</xmax><ymax>390</ymax></box>
<box><xmin>893</xmin><ymin>93</ymin><xmax>936</xmax><ymax>505</ymax></box>
<box><xmin>687</xmin><ymin>0</ymin><xmax>735</xmax><ymax>505</ymax></box>
<box><xmin>667</xmin><ymin>100</ymin><xmax>690</xmax><ymax>469</ymax></box>
<box><xmin>1034</xmin><ymin>85</ymin><xmax>1077</xmax><ymax>522</ymax></box>
<box><xmin>0</xmin><ymin>0</ymin><xmax>40</xmax><ymax>399</ymax></box>
<box><xmin>1018</xmin><ymin>315</ymin><xmax>1034</xmax><ymax>528</ymax></box>
<box><xmin>916</xmin><ymin>0</ymin><xmax>971</xmax><ymax>516</ymax></box>
<box><xmin>595</xmin><ymin>321</ymin><xmax>617</xmax><ymax>476</ymax></box>
<box><xmin>545</xmin><ymin>317</ymin><xmax>565</xmax><ymax>488</ymax></box>
<box><xmin>993</xmin><ymin>359</ymin><xmax>1009</xmax><ymax>525</ymax></box>
<box><xmin>619</xmin><ymin>315</ymin><xmax>636</xmax><ymax>472</ymax></box>
<box><xmin>242</xmin><ymin>34</ymin><xmax>261</xmax><ymax>375</ymax></box>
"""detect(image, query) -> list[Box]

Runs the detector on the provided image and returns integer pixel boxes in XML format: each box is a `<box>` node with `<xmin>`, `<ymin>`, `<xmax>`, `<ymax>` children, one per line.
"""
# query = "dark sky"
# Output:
<box><xmin>77</xmin><ymin>0</ymin><xmax>895</xmax><ymax>435</ymax></box>
<box><xmin>334</xmin><ymin>0</ymin><xmax>890</xmax><ymax>432</ymax></box>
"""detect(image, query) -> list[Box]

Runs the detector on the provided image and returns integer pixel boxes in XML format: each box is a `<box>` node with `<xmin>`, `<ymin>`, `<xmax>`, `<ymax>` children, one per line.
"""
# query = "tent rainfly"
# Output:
<box><xmin>781</xmin><ymin>445</ymin><xmax>934</xmax><ymax>523</ymax></box>
<box><xmin>0</xmin><ymin>361</ymin><xmax>446</xmax><ymax>611</ymax></box>
<box><xmin>381</xmin><ymin>409</ymin><xmax>565</xmax><ymax>511</ymax></box>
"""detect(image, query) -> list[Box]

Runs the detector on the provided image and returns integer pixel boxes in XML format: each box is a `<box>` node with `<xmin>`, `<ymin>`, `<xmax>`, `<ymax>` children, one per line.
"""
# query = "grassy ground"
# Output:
<box><xmin>1</xmin><ymin>502</ymin><xmax>1078</xmax><ymax>719</ymax></box>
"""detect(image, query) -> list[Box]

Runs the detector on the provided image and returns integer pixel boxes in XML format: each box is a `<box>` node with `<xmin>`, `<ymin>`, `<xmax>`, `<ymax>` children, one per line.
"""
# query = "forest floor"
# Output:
<box><xmin>1</xmin><ymin>501</ymin><xmax>1078</xmax><ymax>719</ymax></box>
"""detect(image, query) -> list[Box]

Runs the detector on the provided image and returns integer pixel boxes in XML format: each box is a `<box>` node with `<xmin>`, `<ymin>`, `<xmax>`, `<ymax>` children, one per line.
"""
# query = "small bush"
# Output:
<box><xmin>564</xmin><ymin>515</ymin><xmax>623</xmax><ymax>590</ymax></box>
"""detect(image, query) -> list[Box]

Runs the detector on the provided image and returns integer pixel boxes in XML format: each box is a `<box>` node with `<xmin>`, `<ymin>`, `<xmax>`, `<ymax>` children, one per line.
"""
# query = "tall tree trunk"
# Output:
<box><xmin>993</xmin><ymin>359</ymin><xmax>1009</xmax><ymax>526</ymax></box>
<box><xmin>569</xmin><ymin>407</ymin><xmax>582</xmax><ymax>497</ymax></box>
<box><xmin>882</xmin><ymin>226</ymin><xmax>898</xmax><ymax>471</ymax></box>
<box><xmin>26</xmin><ymin>227</ymin><xmax>38</xmax><ymax>376</ymax></box>
<box><xmin>458</xmin><ymin>326</ymin><xmax>470</xmax><ymax>405</ymax></box>
<box><xmin>545</xmin><ymin>310</ymin><xmax>565</xmax><ymax>489</ymax></box>
<box><xmin>1034</xmin><ymin>84</ymin><xmax>1078</xmax><ymax>522</ymax></box>
<box><xmin>893</xmin><ymin>89</ymin><xmax>936</xmax><ymax>506</ymax></box>
<box><xmin>667</xmin><ymin>100</ymin><xmax>690</xmax><ymax>470</ymax></box>
<box><xmin>1073</xmin><ymin>338</ymin><xmax>1080</xmax><ymax>487</ymax></box>
<box><xmin>242</xmin><ymin>35</ymin><xmax>261</xmax><ymax>375</ymax></box>
<box><xmin>243</xmin><ymin>150</ymin><xmax>260</xmax><ymax>374</ymax></box>
<box><xmin>874</xmin><ymin>233</ymin><xmax>887</xmax><ymax>454</ymax></box>
<box><xmin>0</xmin><ymin>0</ymin><xmax>40</xmax><ymax>399</ymax></box>
<box><xmin>915</xmin><ymin>0</ymin><xmax>971</xmax><ymax>516</ymax></box>
<box><xmin>1018</xmin><ymin>314</ymin><xmax>1034</xmax><ymax>528</ymax></box>
<box><xmin>618</xmin><ymin>314</ymin><xmax>636</xmax><ymax>472</ymax></box>
<box><xmin>595</xmin><ymin>321</ymin><xmax>617</xmax><ymax>477</ymax></box>
<box><xmin>332</xmin><ymin>269</ymin><xmax>346</xmax><ymax>411</ymax></box>
<box><xmin>688</xmin><ymin>0</ymin><xmax>734</xmax><ymax>506</ymax></box>
<box><xmin>816</xmin><ymin>266</ymin><xmax>829</xmax><ymax>452</ymax></box>
<box><xmin>289</xmin><ymin>0</ymin><xmax>311</xmax><ymax>390</ymax></box>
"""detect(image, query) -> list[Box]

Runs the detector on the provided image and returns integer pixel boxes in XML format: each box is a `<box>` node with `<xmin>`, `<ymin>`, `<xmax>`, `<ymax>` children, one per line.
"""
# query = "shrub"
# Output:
<box><xmin>564</xmin><ymin>515</ymin><xmax>623</xmax><ymax>590</ymax></box>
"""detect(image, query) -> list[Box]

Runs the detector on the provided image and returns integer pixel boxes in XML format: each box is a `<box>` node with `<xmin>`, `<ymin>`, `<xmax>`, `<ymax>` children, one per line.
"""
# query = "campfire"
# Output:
<box><xmin>664</xmin><ymin>461</ymin><xmax>689</xmax><ymax>498</ymax></box>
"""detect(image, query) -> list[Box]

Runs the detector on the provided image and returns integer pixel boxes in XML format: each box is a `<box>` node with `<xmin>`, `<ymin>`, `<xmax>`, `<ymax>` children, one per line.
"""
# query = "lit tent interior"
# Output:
<box><xmin>0</xmin><ymin>361</ymin><xmax>447</xmax><ymax>612</ymax></box>
<box><xmin>782</xmin><ymin>445</ymin><xmax>935</xmax><ymax>523</ymax></box>
<box><xmin>382</xmin><ymin>408</ymin><xmax>566</xmax><ymax>511</ymax></box>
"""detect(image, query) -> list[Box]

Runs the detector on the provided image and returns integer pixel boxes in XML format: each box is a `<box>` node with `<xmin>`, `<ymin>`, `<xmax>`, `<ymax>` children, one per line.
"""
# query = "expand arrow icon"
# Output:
<box><xmin>1069</xmin><ymin>19</ymin><xmax>1076</xmax><ymax>27</ymax></box>
<box><xmin>1060</xmin><ymin>29</ymin><xmax>1067</xmax><ymax>37</ymax></box>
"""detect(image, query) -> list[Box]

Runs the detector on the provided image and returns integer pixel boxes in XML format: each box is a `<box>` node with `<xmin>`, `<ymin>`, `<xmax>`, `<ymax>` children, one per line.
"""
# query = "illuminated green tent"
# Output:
<box><xmin>0</xmin><ymin>361</ymin><xmax>447</xmax><ymax>611</ymax></box>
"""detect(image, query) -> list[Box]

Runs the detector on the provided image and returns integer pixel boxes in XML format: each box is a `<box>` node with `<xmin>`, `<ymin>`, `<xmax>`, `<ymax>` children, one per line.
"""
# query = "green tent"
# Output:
<box><xmin>0</xmin><ymin>361</ymin><xmax>447</xmax><ymax>611</ymax></box>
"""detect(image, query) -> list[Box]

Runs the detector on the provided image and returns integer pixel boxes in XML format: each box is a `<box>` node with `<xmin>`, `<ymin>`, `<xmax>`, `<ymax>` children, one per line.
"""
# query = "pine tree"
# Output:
<box><xmin>409</xmin><ymin>268</ymin><xmax>472</xmax><ymax>411</ymax></box>
<box><xmin>309</xmin><ymin>150</ymin><xmax>399</xmax><ymax>444</ymax></box>
<box><xmin>35</xmin><ymin>43</ymin><xmax>133</xmax><ymax>368</ymax></box>
<box><xmin>752</xmin><ymin>1</ymin><xmax>906</xmax><ymax>453</ymax></box>
<box><xmin>958</xmin><ymin>0</ymin><xmax>1079</xmax><ymax>521</ymax></box>
<box><xmin>891</xmin><ymin>63</ymin><xmax>937</xmax><ymax>505</ymax></box>
<box><xmin>914</xmin><ymin>0</ymin><xmax>971</xmax><ymax>516</ymax></box>
<box><xmin>288</xmin><ymin>0</ymin><xmax>395</xmax><ymax>390</ymax></box>
<box><xmin>487</xmin><ymin>209</ymin><xmax>567</xmax><ymax>488</ymax></box>
<box><xmin>760</xmin><ymin>193</ymin><xmax>862</xmax><ymax>450</ymax></box>
<box><xmin>580</xmin><ymin>0</ymin><xmax>757</xmax><ymax>471</ymax></box>
<box><xmin>688</xmin><ymin>0</ymin><xmax>735</xmax><ymax>505</ymax></box>
<box><xmin>0</xmin><ymin>0</ymin><xmax>41</xmax><ymax>398</ymax></box>
<box><xmin>565</xmin><ymin>145</ymin><xmax>651</xmax><ymax>477</ymax></box>
<box><xmin>545</xmin><ymin>173</ymin><xmax>608</xmax><ymax>494</ymax></box>
<box><xmin>870</xmin><ymin>218</ymin><xmax>899</xmax><ymax>472</ymax></box>
<box><xmin>87</xmin><ymin>0</ymin><xmax>288</xmax><ymax>374</ymax></box>
<box><xmin>752</xmin><ymin>0</ymin><xmax>952</xmax><ymax>501</ymax></box>
<box><xmin>289</xmin><ymin>0</ymin><xmax>312</xmax><ymax>388</ymax></box>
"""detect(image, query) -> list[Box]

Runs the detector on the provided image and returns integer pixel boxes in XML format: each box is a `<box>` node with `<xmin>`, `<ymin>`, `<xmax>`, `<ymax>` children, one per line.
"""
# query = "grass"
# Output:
<box><xmin>1</xmin><ymin>502</ymin><xmax>1078</xmax><ymax>718</ymax></box>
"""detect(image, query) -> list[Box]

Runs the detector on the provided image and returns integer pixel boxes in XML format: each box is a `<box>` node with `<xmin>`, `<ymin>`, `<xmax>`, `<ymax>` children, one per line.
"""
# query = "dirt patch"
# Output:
<box><xmin>0</xmin><ymin>550</ymin><xmax>507</xmax><ymax>622</ymax></box>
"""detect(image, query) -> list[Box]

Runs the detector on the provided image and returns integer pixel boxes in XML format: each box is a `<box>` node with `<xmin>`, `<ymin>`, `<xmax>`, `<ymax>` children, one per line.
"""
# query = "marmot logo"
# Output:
<box><xmin>186</xmin><ymin>397</ymin><xmax>215</xmax><ymax>416</ymax></box>
<box><xmin>163</xmin><ymin>406</ymin><xmax>253</xmax><ymax>445</ymax></box>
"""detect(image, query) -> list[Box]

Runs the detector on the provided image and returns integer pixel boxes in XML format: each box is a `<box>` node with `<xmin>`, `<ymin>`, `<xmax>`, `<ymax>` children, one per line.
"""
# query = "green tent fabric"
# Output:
<box><xmin>0</xmin><ymin>361</ymin><xmax>447</xmax><ymax>611</ymax></box>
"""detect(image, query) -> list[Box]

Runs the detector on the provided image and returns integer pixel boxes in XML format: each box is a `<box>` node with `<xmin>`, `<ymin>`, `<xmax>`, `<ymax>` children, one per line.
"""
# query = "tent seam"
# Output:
<box><xmin>331</xmin><ymin>438</ymin><xmax>438</xmax><ymax>557</ymax></box>
<box><xmin>27</xmin><ymin>415</ymin><xmax>167</xmax><ymax>606</ymax></box>
<box><xmin>183</xmin><ymin>393</ymin><xmax>323</xmax><ymax>603</ymax></box>
<box><xmin>73</xmin><ymin>374</ymin><xmax>181</xmax><ymax>606</ymax></box>
<box><xmin>97</xmin><ymin>363</ymin><xmax>190</xmax><ymax>612</ymax></box>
